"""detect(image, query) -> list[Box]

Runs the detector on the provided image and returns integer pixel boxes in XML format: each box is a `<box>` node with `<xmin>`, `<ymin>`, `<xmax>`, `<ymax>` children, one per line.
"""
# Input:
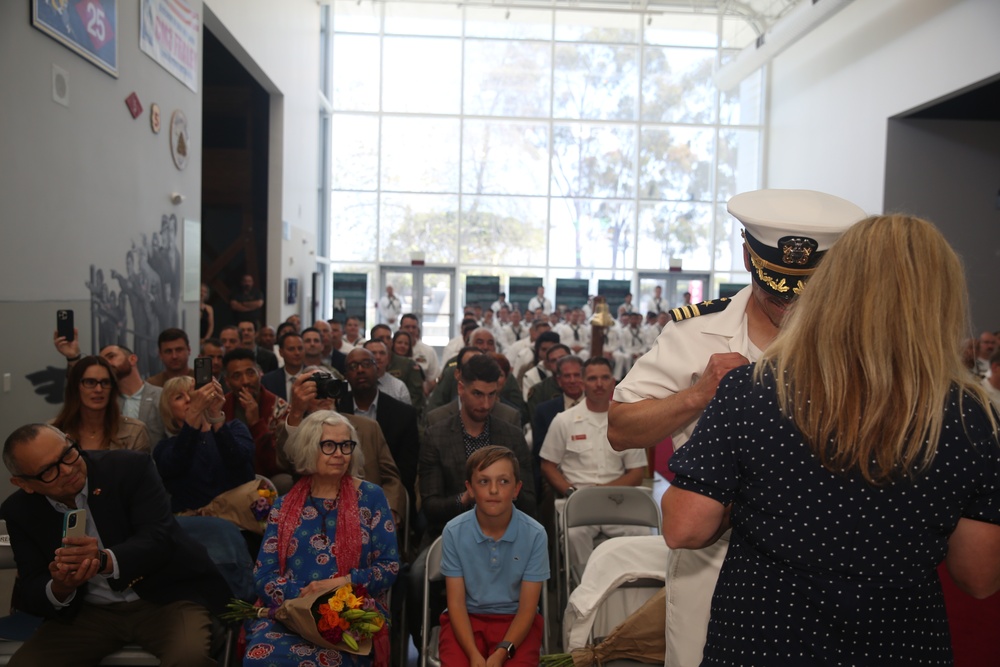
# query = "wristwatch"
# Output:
<box><xmin>97</xmin><ymin>549</ymin><xmax>108</xmax><ymax>573</ymax></box>
<box><xmin>565</xmin><ymin>486</ymin><xmax>577</xmax><ymax>498</ymax></box>
<box><xmin>495</xmin><ymin>640</ymin><xmax>515</xmax><ymax>660</ymax></box>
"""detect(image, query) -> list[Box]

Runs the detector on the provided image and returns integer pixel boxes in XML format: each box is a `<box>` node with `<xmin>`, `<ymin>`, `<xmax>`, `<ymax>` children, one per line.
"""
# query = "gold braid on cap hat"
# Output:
<box><xmin>742</xmin><ymin>231</ymin><xmax>812</xmax><ymax>296</ymax></box>
<box><xmin>748</xmin><ymin>254</ymin><xmax>806</xmax><ymax>296</ymax></box>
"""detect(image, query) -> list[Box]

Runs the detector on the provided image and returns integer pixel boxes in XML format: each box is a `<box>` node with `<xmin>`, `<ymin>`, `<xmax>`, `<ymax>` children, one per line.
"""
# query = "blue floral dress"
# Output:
<box><xmin>244</xmin><ymin>480</ymin><xmax>399</xmax><ymax>666</ymax></box>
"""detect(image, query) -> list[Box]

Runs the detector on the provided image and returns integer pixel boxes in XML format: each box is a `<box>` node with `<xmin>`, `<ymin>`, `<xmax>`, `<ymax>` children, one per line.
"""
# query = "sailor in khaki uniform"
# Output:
<box><xmin>608</xmin><ymin>189</ymin><xmax>866</xmax><ymax>667</ymax></box>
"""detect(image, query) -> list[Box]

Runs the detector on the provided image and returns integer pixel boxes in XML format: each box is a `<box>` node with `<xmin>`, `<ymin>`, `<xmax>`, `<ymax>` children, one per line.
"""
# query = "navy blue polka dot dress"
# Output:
<box><xmin>670</xmin><ymin>365</ymin><xmax>1000</xmax><ymax>666</ymax></box>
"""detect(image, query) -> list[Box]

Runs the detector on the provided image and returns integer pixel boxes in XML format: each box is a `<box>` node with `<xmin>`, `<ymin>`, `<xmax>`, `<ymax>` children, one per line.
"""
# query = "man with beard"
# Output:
<box><xmin>53</xmin><ymin>338</ymin><xmax>166</xmax><ymax>448</ymax></box>
<box><xmin>220</xmin><ymin>348</ymin><xmax>288</xmax><ymax>482</ymax></box>
<box><xmin>607</xmin><ymin>189</ymin><xmax>865</xmax><ymax>667</ymax></box>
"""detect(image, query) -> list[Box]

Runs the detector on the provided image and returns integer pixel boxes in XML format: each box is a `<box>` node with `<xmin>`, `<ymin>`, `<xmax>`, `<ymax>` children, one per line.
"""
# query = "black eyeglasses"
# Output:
<box><xmin>346</xmin><ymin>360</ymin><xmax>376</xmax><ymax>371</ymax></box>
<box><xmin>17</xmin><ymin>442</ymin><xmax>82</xmax><ymax>483</ymax></box>
<box><xmin>81</xmin><ymin>378</ymin><xmax>113</xmax><ymax>389</ymax></box>
<box><xmin>319</xmin><ymin>439</ymin><xmax>357</xmax><ymax>455</ymax></box>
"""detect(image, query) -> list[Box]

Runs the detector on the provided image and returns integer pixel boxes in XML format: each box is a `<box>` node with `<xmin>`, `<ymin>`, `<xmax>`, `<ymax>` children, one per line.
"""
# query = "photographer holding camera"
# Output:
<box><xmin>277</xmin><ymin>367</ymin><xmax>405</xmax><ymax>526</ymax></box>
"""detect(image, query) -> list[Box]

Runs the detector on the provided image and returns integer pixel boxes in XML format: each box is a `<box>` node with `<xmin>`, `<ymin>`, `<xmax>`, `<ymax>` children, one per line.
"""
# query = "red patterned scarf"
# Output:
<box><xmin>277</xmin><ymin>474</ymin><xmax>361</xmax><ymax>576</ymax></box>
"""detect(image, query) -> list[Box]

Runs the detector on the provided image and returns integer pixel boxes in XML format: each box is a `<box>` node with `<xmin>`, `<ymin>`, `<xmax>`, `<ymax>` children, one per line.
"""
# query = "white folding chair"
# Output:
<box><xmin>420</xmin><ymin>536</ymin><xmax>445</xmax><ymax>667</ymax></box>
<box><xmin>557</xmin><ymin>487</ymin><xmax>661</xmax><ymax>611</ymax></box>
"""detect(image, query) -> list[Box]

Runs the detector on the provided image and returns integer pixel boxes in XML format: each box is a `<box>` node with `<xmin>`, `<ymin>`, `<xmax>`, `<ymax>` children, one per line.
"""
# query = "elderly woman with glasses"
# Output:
<box><xmin>51</xmin><ymin>356</ymin><xmax>150</xmax><ymax>453</ymax></box>
<box><xmin>244</xmin><ymin>410</ymin><xmax>399</xmax><ymax>667</ymax></box>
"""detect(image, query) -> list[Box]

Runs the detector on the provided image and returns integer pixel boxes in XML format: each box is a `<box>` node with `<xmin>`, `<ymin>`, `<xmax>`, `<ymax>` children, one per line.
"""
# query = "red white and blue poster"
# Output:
<box><xmin>140</xmin><ymin>0</ymin><xmax>200</xmax><ymax>93</ymax></box>
<box><xmin>32</xmin><ymin>0</ymin><xmax>118</xmax><ymax>77</ymax></box>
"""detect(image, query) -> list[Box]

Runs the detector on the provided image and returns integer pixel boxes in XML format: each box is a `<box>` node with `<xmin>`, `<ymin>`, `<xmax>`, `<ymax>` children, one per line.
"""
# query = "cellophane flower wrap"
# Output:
<box><xmin>222</xmin><ymin>583</ymin><xmax>386</xmax><ymax>655</ymax></box>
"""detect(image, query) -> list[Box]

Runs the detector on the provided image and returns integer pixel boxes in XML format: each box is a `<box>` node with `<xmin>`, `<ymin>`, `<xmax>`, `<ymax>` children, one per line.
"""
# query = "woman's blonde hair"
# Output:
<box><xmin>160</xmin><ymin>376</ymin><xmax>194</xmax><ymax>436</ymax></box>
<box><xmin>756</xmin><ymin>214</ymin><xmax>996</xmax><ymax>484</ymax></box>
<box><xmin>285</xmin><ymin>410</ymin><xmax>365</xmax><ymax>477</ymax></box>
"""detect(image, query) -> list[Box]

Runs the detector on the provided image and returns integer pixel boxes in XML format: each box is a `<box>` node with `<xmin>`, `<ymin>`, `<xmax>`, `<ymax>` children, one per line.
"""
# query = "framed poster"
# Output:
<box><xmin>140</xmin><ymin>0</ymin><xmax>200</xmax><ymax>93</ymax></box>
<box><xmin>32</xmin><ymin>0</ymin><xmax>118</xmax><ymax>77</ymax></box>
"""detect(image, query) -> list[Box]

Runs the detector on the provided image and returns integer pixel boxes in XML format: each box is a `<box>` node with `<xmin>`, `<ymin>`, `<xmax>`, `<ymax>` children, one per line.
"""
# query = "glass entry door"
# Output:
<box><xmin>380</xmin><ymin>266</ymin><xmax>456</xmax><ymax>349</ymax></box>
<box><xmin>637</xmin><ymin>272</ymin><xmax>711</xmax><ymax>312</ymax></box>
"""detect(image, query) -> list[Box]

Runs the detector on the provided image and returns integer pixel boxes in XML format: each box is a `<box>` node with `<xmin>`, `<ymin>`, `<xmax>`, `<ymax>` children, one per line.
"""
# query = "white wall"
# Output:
<box><xmin>767</xmin><ymin>0</ymin><xmax>1000</xmax><ymax>213</ymax></box>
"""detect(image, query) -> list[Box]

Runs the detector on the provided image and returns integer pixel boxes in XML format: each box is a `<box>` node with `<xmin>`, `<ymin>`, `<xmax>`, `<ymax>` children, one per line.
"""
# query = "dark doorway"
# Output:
<box><xmin>201</xmin><ymin>28</ymin><xmax>270</xmax><ymax>334</ymax></box>
<box><xmin>884</xmin><ymin>74</ymin><xmax>1000</xmax><ymax>333</ymax></box>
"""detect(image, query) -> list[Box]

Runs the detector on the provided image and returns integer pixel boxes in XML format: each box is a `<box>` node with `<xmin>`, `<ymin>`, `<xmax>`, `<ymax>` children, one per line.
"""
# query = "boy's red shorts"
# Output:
<box><xmin>438</xmin><ymin>611</ymin><xmax>544</xmax><ymax>666</ymax></box>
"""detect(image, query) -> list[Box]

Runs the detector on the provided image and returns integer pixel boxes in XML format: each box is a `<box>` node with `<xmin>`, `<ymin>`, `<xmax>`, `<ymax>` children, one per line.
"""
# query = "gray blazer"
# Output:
<box><xmin>123</xmin><ymin>382</ymin><xmax>165</xmax><ymax>448</ymax></box>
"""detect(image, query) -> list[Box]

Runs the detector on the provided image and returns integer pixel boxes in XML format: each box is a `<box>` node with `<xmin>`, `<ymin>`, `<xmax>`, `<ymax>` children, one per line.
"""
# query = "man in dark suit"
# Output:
<box><xmin>532</xmin><ymin>355</ymin><xmax>585</xmax><ymax>468</ymax></box>
<box><xmin>261</xmin><ymin>331</ymin><xmax>306</xmax><ymax>401</ymax></box>
<box><xmin>337</xmin><ymin>347</ymin><xmax>421</xmax><ymax>510</ymax></box>
<box><xmin>237</xmin><ymin>319</ymin><xmax>278</xmax><ymax>374</ymax></box>
<box><xmin>1</xmin><ymin>423</ymin><xmax>231</xmax><ymax>666</ymax></box>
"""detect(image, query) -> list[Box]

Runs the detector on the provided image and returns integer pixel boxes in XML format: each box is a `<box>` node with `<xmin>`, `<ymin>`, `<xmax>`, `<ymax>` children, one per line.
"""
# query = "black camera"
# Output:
<box><xmin>309</xmin><ymin>371</ymin><xmax>349</xmax><ymax>400</ymax></box>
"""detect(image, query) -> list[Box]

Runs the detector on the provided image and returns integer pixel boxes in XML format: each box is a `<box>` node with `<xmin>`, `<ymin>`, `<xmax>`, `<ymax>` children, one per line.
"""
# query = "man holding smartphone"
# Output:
<box><xmin>2</xmin><ymin>423</ymin><xmax>231</xmax><ymax>666</ymax></box>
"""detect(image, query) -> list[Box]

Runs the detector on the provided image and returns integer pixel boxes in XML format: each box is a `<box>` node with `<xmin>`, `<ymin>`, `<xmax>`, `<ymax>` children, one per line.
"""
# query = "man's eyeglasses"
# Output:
<box><xmin>17</xmin><ymin>442</ymin><xmax>82</xmax><ymax>483</ymax></box>
<box><xmin>81</xmin><ymin>378</ymin><xmax>113</xmax><ymax>389</ymax></box>
<box><xmin>319</xmin><ymin>439</ymin><xmax>357</xmax><ymax>455</ymax></box>
<box><xmin>345</xmin><ymin>360</ymin><xmax>376</xmax><ymax>372</ymax></box>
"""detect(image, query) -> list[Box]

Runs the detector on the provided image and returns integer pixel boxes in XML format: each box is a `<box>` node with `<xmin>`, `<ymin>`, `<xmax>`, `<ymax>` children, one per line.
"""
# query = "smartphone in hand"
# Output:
<box><xmin>57</xmin><ymin>309</ymin><xmax>74</xmax><ymax>342</ymax></box>
<box><xmin>62</xmin><ymin>509</ymin><xmax>87</xmax><ymax>540</ymax></box>
<box><xmin>194</xmin><ymin>356</ymin><xmax>213</xmax><ymax>389</ymax></box>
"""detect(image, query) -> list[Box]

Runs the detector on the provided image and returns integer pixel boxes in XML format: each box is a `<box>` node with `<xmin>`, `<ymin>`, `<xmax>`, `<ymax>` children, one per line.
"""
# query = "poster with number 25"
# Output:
<box><xmin>32</xmin><ymin>0</ymin><xmax>118</xmax><ymax>77</ymax></box>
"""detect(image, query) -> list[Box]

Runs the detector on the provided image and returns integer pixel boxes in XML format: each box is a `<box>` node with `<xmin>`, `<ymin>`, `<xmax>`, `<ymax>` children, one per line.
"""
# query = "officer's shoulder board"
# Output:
<box><xmin>670</xmin><ymin>297</ymin><xmax>733</xmax><ymax>323</ymax></box>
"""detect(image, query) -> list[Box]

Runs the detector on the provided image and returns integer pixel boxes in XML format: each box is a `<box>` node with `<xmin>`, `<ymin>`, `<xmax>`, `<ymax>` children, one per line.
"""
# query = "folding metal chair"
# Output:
<box><xmin>557</xmin><ymin>487</ymin><xmax>661</xmax><ymax>613</ymax></box>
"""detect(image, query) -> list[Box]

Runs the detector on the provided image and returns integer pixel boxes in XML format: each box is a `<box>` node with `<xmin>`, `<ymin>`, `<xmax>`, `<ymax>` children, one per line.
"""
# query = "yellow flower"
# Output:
<box><xmin>327</xmin><ymin>597</ymin><xmax>345</xmax><ymax>613</ymax></box>
<box><xmin>334</xmin><ymin>585</ymin><xmax>353</xmax><ymax>603</ymax></box>
<box><xmin>345</xmin><ymin>594</ymin><xmax>362</xmax><ymax>610</ymax></box>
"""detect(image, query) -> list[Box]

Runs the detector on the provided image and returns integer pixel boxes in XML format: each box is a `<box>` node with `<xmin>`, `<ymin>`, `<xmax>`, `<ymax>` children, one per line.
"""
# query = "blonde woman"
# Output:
<box><xmin>663</xmin><ymin>215</ymin><xmax>1000</xmax><ymax>666</ymax></box>
<box><xmin>154</xmin><ymin>376</ymin><xmax>254</xmax><ymax>513</ymax></box>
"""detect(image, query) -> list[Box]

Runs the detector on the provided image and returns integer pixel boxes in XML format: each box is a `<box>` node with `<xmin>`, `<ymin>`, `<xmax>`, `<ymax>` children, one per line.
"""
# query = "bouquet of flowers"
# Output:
<box><xmin>222</xmin><ymin>583</ymin><xmax>386</xmax><ymax>655</ymax></box>
<box><xmin>181</xmin><ymin>477</ymin><xmax>279</xmax><ymax>535</ymax></box>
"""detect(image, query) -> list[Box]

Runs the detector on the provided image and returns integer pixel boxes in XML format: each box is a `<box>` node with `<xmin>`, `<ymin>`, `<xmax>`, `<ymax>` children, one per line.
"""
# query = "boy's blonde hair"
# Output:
<box><xmin>465</xmin><ymin>445</ymin><xmax>520</xmax><ymax>483</ymax></box>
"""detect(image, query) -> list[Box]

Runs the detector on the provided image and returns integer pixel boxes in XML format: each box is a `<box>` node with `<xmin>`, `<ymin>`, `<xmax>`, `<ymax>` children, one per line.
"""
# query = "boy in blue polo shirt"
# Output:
<box><xmin>438</xmin><ymin>445</ymin><xmax>549</xmax><ymax>666</ymax></box>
